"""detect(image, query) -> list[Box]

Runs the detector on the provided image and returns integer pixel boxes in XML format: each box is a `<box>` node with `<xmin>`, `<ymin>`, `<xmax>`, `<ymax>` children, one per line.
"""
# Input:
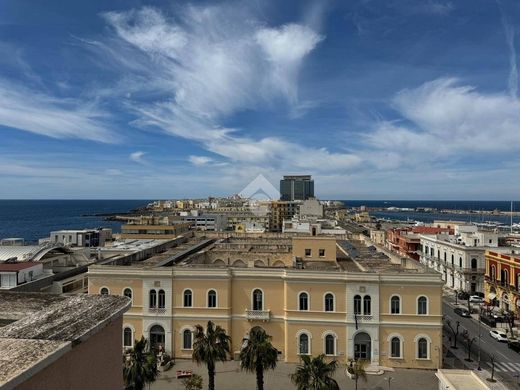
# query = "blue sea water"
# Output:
<box><xmin>0</xmin><ymin>200</ymin><xmax>150</xmax><ymax>243</ymax></box>
<box><xmin>343</xmin><ymin>200</ymin><xmax>520</xmax><ymax>225</ymax></box>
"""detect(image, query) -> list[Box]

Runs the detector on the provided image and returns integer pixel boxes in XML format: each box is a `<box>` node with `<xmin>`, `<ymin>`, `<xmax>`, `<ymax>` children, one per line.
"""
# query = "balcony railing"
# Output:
<box><xmin>246</xmin><ymin>309</ymin><xmax>271</xmax><ymax>321</ymax></box>
<box><xmin>148</xmin><ymin>307</ymin><xmax>167</xmax><ymax>314</ymax></box>
<box><xmin>353</xmin><ymin>314</ymin><xmax>373</xmax><ymax>321</ymax></box>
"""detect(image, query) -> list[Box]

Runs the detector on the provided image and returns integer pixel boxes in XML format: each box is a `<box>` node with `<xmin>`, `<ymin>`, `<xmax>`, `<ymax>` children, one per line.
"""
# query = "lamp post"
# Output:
<box><xmin>477</xmin><ymin>303</ymin><xmax>482</xmax><ymax>371</ymax></box>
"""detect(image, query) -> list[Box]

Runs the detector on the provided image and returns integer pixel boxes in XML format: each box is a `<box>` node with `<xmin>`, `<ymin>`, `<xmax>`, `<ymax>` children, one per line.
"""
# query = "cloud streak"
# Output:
<box><xmin>496</xmin><ymin>0</ymin><xmax>518</xmax><ymax>98</ymax></box>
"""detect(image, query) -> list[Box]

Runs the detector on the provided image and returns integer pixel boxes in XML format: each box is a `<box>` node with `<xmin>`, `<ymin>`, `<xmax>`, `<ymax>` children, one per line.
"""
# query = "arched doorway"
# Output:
<box><xmin>150</xmin><ymin>325</ymin><xmax>165</xmax><ymax>352</ymax></box>
<box><xmin>354</xmin><ymin>332</ymin><xmax>371</xmax><ymax>360</ymax></box>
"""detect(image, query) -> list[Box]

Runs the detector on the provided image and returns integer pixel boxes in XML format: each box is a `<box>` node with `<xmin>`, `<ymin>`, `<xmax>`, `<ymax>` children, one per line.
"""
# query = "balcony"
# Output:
<box><xmin>148</xmin><ymin>307</ymin><xmax>167</xmax><ymax>314</ymax></box>
<box><xmin>353</xmin><ymin>314</ymin><xmax>373</xmax><ymax>321</ymax></box>
<box><xmin>246</xmin><ymin>309</ymin><xmax>271</xmax><ymax>321</ymax></box>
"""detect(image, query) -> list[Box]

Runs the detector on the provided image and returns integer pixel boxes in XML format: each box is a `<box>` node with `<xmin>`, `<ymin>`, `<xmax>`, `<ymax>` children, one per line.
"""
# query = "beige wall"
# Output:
<box><xmin>292</xmin><ymin>237</ymin><xmax>336</xmax><ymax>261</ymax></box>
<box><xmin>88</xmin><ymin>267</ymin><xmax>442</xmax><ymax>369</ymax></box>
<box><xmin>17</xmin><ymin>318</ymin><xmax>124</xmax><ymax>390</ymax></box>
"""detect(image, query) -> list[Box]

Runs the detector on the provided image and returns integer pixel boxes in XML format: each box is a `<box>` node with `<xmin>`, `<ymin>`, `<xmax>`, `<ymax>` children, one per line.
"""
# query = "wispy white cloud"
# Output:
<box><xmin>130</xmin><ymin>151</ymin><xmax>146</xmax><ymax>163</ymax></box>
<box><xmin>364</xmin><ymin>78</ymin><xmax>520</xmax><ymax>167</ymax></box>
<box><xmin>0</xmin><ymin>78</ymin><xmax>115</xmax><ymax>142</ymax></box>
<box><xmin>496</xmin><ymin>0</ymin><xmax>518</xmax><ymax>98</ymax></box>
<box><xmin>189</xmin><ymin>155</ymin><xmax>213</xmax><ymax>166</ymax></box>
<box><xmin>95</xmin><ymin>5</ymin><xmax>354</xmax><ymax>175</ymax></box>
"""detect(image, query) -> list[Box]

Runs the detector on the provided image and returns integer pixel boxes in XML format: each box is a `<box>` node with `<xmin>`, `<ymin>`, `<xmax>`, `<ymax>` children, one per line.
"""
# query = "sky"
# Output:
<box><xmin>1</xmin><ymin>0</ymin><xmax>520</xmax><ymax>200</ymax></box>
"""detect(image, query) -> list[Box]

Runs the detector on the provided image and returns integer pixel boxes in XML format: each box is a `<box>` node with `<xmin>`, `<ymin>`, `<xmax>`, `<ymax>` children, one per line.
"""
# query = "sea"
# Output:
<box><xmin>0</xmin><ymin>200</ymin><xmax>150</xmax><ymax>243</ymax></box>
<box><xmin>0</xmin><ymin>199</ymin><xmax>519</xmax><ymax>244</ymax></box>
<box><xmin>344</xmin><ymin>200</ymin><xmax>520</xmax><ymax>226</ymax></box>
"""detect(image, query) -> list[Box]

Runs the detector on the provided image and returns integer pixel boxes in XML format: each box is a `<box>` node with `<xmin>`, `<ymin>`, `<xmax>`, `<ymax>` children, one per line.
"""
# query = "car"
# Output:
<box><xmin>508</xmin><ymin>340</ymin><xmax>520</xmax><ymax>353</ymax></box>
<box><xmin>454</xmin><ymin>307</ymin><xmax>472</xmax><ymax>318</ymax></box>
<box><xmin>475</xmin><ymin>292</ymin><xmax>485</xmax><ymax>298</ymax></box>
<box><xmin>490</xmin><ymin>329</ymin><xmax>508</xmax><ymax>342</ymax></box>
<box><xmin>469</xmin><ymin>295</ymin><xmax>484</xmax><ymax>303</ymax></box>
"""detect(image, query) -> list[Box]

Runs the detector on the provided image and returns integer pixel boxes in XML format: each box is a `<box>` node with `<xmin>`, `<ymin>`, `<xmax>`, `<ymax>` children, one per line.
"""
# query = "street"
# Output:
<box><xmin>443</xmin><ymin>299</ymin><xmax>520</xmax><ymax>387</ymax></box>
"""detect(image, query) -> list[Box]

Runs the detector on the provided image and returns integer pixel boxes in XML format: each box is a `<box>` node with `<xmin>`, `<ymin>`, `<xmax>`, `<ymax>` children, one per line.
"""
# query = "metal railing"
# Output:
<box><xmin>148</xmin><ymin>307</ymin><xmax>167</xmax><ymax>314</ymax></box>
<box><xmin>246</xmin><ymin>309</ymin><xmax>271</xmax><ymax>321</ymax></box>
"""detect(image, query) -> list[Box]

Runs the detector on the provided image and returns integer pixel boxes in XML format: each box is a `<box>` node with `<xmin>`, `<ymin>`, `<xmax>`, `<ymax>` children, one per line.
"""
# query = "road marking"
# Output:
<box><xmin>487</xmin><ymin>361</ymin><xmax>520</xmax><ymax>373</ymax></box>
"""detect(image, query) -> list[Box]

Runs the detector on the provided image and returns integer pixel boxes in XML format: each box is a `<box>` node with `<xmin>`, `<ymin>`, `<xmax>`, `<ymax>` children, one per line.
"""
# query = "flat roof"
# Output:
<box><xmin>0</xmin><ymin>292</ymin><xmax>130</xmax><ymax>388</ymax></box>
<box><xmin>0</xmin><ymin>262</ymin><xmax>41</xmax><ymax>271</ymax></box>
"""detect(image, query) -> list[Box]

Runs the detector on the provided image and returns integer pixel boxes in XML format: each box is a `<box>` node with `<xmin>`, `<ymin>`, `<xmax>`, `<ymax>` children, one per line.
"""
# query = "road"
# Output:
<box><xmin>443</xmin><ymin>300</ymin><xmax>520</xmax><ymax>387</ymax></box>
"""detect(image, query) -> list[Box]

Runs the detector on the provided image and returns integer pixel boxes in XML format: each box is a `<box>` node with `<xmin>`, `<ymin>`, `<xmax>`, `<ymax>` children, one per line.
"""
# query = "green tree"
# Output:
<box><xmin>123</xmin><ymin>336</ymin><xmax>158</xmax><ymax>390</ymax></box>
<box><xmin>348</xmin><ymin>359</ymin><xmax>368</xmax><ymax>390</ymax></box>
<box><xmin>192</xmin><ymin>321</ymin><xmax>231</xmax><ymax>390</ymax></box>
<box><xmin>290</xmin><ymin>354</ymin><xmax>339</xmax><ymax>390</ymax></box>
<box><xmin>239</xmin><ymin>326</ymin><xmax>278</xmax><ymax>390</ymax></box>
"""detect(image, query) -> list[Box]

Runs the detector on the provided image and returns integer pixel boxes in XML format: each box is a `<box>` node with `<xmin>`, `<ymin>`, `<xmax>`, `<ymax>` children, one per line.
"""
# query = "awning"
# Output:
<box><xmin>488</xmin><ymin>293</ymin><xmax>497</xmax><ymax>300</ymax></box>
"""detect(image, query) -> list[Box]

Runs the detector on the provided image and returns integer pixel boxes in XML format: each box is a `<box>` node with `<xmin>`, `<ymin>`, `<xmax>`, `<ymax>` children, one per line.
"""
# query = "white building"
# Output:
<box><xmin>419</xmin><ymin>230</ymin><xmax>500</xmax><ymax>293</ymax></box>
<box><xmin>50</xmin><ymin>228</ymin><xmax>112</xmax><ymax>247</ymax></box>
<box><xmin>182</xmin><ymin>214</ymin><xmax>227</xmax><ymax>232</ymax></box>
<box><xmin>0</xmin><ymin>262</ymin><xmax>44</xmax><ymax>289</ymax></box>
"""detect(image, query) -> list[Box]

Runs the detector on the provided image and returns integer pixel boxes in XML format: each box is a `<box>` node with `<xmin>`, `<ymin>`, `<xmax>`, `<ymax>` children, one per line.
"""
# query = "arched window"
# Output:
<box><xmin>100</xmin><ymin>287</ymin><xmax>109</xmax><ymax>295</ymax></box>
<box><xmin>451</xmin><ymin>255</ymin><xmax>454</xmax><ymax>265</ymax></box>
<box><xmin>459</xmin><ymin>257</ymin><xmax>463</xmax><ymax>268</ymax></box>
<box><xmin>437</xmin><ymin>250</ymin><xmax>440</xmax><ymax>259</ymax></box>
<box><xmin>299</xmin><ymin>292</ymin><xmax>309</xmax><ymax>311</ymax></box>
<box><xmin>417</xmin><ymin>296</ymin><xmax>428</xmax><ymax>315</ymax></box>
<box><xmin>430</xmin><ymin>248</ymin><xmax>434</xmax><ymax>257</ymax></box>
<box><xmin>443</xmin><ymin>253</ymin><xmax>447</xmax><ymax>262</ymax></box>
<box><xmin>354</xmin><ymin>295</ymin><xmax>362</xmax><ymax>315</ymax></box>
<box><xmin>158</xmin><ymin>289</ymin><xmax>165</xmax><ymax>309</ymax></box>
<box><xmin>123</xmin><ymin>327</ymin><xmax>133</xmax><ymax>348</ymax></box>
<box><xmin>390</xmin><ymin>296</ymin><xmax>400</xmax><ymax>314</ymax></box>
<box><xmin>491</xmin><ymin>265</ymin><xmax>496</xmax><ymax>280</ymax></box>
<box><xmin>417</xmin><ymin>338</ymin><xmax>428</xmax><ymax>359</ymax></box>
<box><xmin>123</xmin><ymin>288</ymin><xmax>132</xmax><ymax>301</ymax></box>
<box><xmin>390</xmin><ymin>336</ymin><xmax>401</xmax><ymax>358</ymax></box>
<box><xmin>299</xmin><ymin>333</ymin><xmax>309</xmax><ymax>355</ymax></box>
<box><xmin>183</xmin><ymin>289</ymin><xmax>193</xmax><ymax>307</ymax></box>
<box><xmin>471</xmin><ymin>258</ymin><xmax>477</xmax><ymax>269</ymax></box>
<box><xmin>363</xmin><ymin>295</ymin><xmax>371</xmax><ymax>315</ymax></box>
<box><xmin>325</xmin><ymin>334</ymin><xmax>335</xmax><ymax>355</ymax></box>
<box><xmin>208</xmin><ymin>290</ymin><xmax>217</xmax><ymax>308</ymax></box>
<box><xmin>252</xmin><ymin>289</ymin><xmax>263</xmax><ymax>310</ymax></box>
<box><xmin>149</xmin><ymin>289</ymin><xmax>157</xmax><ymax>308</ymax></box>
<box><xmin>183</xmin><ymin>329</ymin><xmax>192</xmax><ymax>349</ymax></box>
<box><xmin>324</xmin><ymin>293</ymin><xmax>334</xmax><ymax>312</ymax></box>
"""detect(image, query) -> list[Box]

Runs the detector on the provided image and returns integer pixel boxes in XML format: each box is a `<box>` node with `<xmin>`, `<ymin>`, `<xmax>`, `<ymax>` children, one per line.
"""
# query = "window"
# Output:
<box><xmin>451</xmin><ymin>255</ymin><xmax>454</xmax><ymax>265</ymax></box>
<box><xmin>100</xmin><ymin>287</ymin><xmax>109</xmax><ymax>295</ymax></box>
<box><xmin>443</xmin><ymin>253</ymin><xmax>446</xmax><ymax>262</ymax></box>
<box><xmin>253</xmin><ymin>289</ymin><xmax>263</xmax><ymax>310</ymax></box>
<box><xmin>324</xmin><ymin>293</ymin><xmax>334</xmax><ymax>312</ymax></box>
<box><xmin>305</xmin><ymin>248</ymin><xmax>311</xmax><ymax>257</ymax></box>
<box><xmin>325</xmin><ymin>334</ymin><xmax>335</xmax><ymax>355</ymax></box>
<box><xmin>471</xmin><ymin>258</ymin><xmax>477</xmax><ymax>269</ymax></box>
<box><xmin>299</xmin><ymin>333</ymin><xmax>309</xmax><ymax>355</ymax></box>
<box><xmin>158</xmin><ymin>289</ymin><xmax>165</xmax><ymax>309</ymax></box>
<box><xmin>319</xmin><ymin>249</ymin><xmax>325</xmax><ymax>257</ymax></box>
<box><xmin>354</xmin><ymin>295</ymin><xmax>362</xmax><ymax>314</ymax></box>
<box><xmin>363</xmin><ymin>295</ymin><xmax>371</xmax><ymax>315</ymax></box>
<box><xmin>183</xmin><ymin>329</ymin><xmax>192</xmax><ymax>349</ymax></box>
<box><xmin>123</xmin><ymin>327</ymin><xmax>133</xmax><ymax>347</ymax></box>
<box><xmin>437</xmin><ymin>250</ymin><xmax>440</xmax><ymax>259</ymax></box>
<box><xmin>430</xmin><ymin>248</ymin><xmax>434</xmax><ymax>257</ymax></box>
<box><xmin>149</xmin><ymin>289</ymin><xmax>157</xmax><ymax>308</ymax></box>
<box><xmin>417</xmin><ymin>338</ymin><xmax>428</xmax><ymax>359</ymax></box>
<box><xmin>123</xmin><ymin>288</ymin><xmax>132</xmax><ymax>300</ymax></box>
<box><xmin>390</xmin><ymin>296</ymin><xmax>400</xmax><ymax>314</ymax></box>
<box><xmin>208</xmin><ymin>290</ymin><xmax>217</xmax><ymax>308</ymax></box>
<box><xmin>183</xmin><ymin>289</ymin><xmax>193</xmax><ymax>307</ymax></box>
<box><xmin>491</xmin><ymin>265</ymin><xmax>496</xmax><ymax>280</ymax></box>
<box><xmin>417</xmin><ymin>296</ymin><xmax>428</xmax><ymax>315</ymax></box>
<box><xmin>390</xmin><ymin>337</ymin><xmax>401</xmax><ymax>358</ymax></box>
<box><xmin>459</xmin><ymin>257</ymin><xmax>463</xmax><ymax>268</ymax></box>
<box><xmin>299</xmin><ymin>292</ymin><xmax>309</xmax><ymax>311</ymax></box>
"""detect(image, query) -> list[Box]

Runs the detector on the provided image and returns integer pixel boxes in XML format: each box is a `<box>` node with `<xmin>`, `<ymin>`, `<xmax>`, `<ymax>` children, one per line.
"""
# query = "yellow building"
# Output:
<box><xmin>88</xmin><ymin>235</ymin><xmax>443</xmax><ymax>370</ymax></box>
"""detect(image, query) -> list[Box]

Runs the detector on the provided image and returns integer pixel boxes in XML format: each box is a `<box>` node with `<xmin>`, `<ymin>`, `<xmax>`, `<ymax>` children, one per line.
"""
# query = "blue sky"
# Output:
<box><xmin>1</xmin><ymin>0</ymin><xmax>520</xmax><ymax>200</ymax></box>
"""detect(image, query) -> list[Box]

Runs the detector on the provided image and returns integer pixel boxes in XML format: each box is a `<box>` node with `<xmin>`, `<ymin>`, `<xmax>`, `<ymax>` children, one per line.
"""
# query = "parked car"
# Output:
<box><xmin>508</xmin><ymin>340</ymin><xmax>520</xmax><ymax>353</ymax></box>
<box><xmin>474</xmin><ymin>292</ymin><xmax>485</xmax><ymax>298</ymax></box>
<box><xmin>490</xmin><ymin>329</ymin><xmax>508</xmax><ymax>342</ymax></box>
<box><xmin>454</xmin><ymin>307</ymin><xmax>472</xmax><ymax>318</ymax></box>
<box><xmin>469</xmin><ymin>295</ymin><xmax>484</xmax><ymax>303</ymax></box>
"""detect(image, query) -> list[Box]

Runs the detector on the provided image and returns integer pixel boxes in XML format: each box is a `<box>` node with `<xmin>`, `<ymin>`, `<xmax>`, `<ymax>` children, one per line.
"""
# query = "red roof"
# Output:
<box><xmin>412</xmin><ymin>226</ymin><xmax>453</xmax><ymax>234</ymax></box>
<box><xmin>0</xmin><ymin>262</ymin><xmax>41</xmax><ymax>271</ymax></box>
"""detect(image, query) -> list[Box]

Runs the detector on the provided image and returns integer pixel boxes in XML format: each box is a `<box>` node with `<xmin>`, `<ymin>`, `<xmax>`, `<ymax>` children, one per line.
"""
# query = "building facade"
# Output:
<box><xmin>280</xmin><ymin>175</ymin><xmax>314</xmax><ymax>201</ymax></box>
<box><xmin>88</xmin><ymin>249</ymin><xmax>443</xmax><ymax>370</ymax></box>
<box><xmin>484</xmin><ymin>250</ymin><xmax>520</xmax><ymax>315</ymax></box>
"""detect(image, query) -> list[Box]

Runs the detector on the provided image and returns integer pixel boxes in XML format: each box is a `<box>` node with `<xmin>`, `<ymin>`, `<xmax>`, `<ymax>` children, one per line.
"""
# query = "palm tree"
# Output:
<box><xmin>348</xmin><ymin>359</ymin><xmax>368</xmax><ymax>390</ymax></box>
<box><xmin>290</xmin><ymin>354</ymin><xmax>339</xmax><ymax>390</ymax></box>
<box><xmin>123</xmin><ymin>336</ymin><xmax>158</xmax><ymax>390</ymax></box>
<box><xmin>239</xmin><ymin>326</ymin><xmax>278</xmax><ymax>390</ymax></box>
<box><xmin>192</xmin><ymin>321</ymin><xmax>231</xmax><ymax>390</ymax></box>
